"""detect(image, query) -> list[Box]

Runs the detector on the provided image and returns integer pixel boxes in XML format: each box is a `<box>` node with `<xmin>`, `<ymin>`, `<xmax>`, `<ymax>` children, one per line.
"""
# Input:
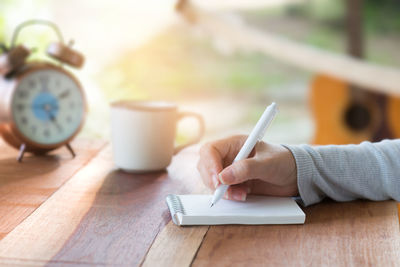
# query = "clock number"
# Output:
<box><xmin>56</xmin><ymin>124</ymin><xmax>63</xmax><ymax>133</ymax></box>
<box><xmin>21</xmin><ymin>116</ymin><xmax>28</xmax><ymax>125</ymax></box>
<box><xmin>59</xmin><ymin>89</ymin><xmax>70</xmax><ymax>99</ymax></box>
<box><xmin>28</xmin><ymin>80</ymin><xmax>36</xmax><ymax>89</ymax></box>
<box><xmin>39</xmin><ymin>75</ymin><xmax>49</xmax><ymax>91</ymax></box>
<box><xmin>18</xmin><ymin>90</ymin><xmax>29</xmax><ymax>99</ymax></box>
<box><xmin>16</xmin><ymin>104</ymin><xmax>25</xmax><ymax>111</ymax></box>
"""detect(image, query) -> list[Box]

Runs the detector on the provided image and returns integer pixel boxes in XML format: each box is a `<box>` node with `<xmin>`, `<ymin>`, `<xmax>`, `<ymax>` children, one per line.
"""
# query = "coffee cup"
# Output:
<box><xmin>110</xmin><ymin>100</ymin><xmax>205</xmax><ymax>172</ymax></box>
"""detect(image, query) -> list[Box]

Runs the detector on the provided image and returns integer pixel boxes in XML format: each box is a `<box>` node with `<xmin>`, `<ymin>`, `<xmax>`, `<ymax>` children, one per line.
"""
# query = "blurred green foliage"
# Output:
<box><xmin>243</xmin><ymin>0</ymin><xmax>400</xmax><ymax>65</ymax></box>
<box><xmin>0</xmin><ymin>0</ymin><xmax>11</xmax><ymax>44</ymax></box>
<box><xmin>99</xmin><ymin>25</ymin><xmax>308</xmax><ymax>102</ymax></box>
<box><xmin>0</xmin><ymin>0</ymin><xmax>50</xmax><ymax>54</ymax></box>
<box><xmin>288</xmin><ymin>0</ymin><xmax>400</xmax><ymax>66</ymax></box>
<box><xmin>100</xmin><ymin>0</ymin><xmax>400</xmax><ymax>102</ymax></box>
<box><xmin>287</xmin><ymin>0</ymin><xmax>345</xmax><ymax>27</ymax></box>
<box><xmin>285</xmin><ymin>0</ymin><xmax>400</xmax><ymax>34</ymax></box>
<box><xmin>365</xmin><ymin>0</ymin><xmax>400</xmax><ymax>34</ymax></box>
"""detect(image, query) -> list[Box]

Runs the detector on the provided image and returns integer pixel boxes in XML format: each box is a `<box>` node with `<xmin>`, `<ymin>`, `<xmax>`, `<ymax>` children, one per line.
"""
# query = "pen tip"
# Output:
<box><xmin>210</xmin><ymin>203</ymin><xmax>214</xmax><ymax>208</ymax></box>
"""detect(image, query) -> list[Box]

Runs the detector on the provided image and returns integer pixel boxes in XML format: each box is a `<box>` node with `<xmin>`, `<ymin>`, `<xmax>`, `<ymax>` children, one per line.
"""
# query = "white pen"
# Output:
<box><xmin>210</xmin><ymin>102</ymin><xmax>278</xmax><ymax>207</ymax></box>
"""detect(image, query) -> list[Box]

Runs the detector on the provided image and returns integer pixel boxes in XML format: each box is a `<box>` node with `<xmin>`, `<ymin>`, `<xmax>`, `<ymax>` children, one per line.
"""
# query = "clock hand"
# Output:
<box><xmin>31</xmin><ymin>103</ymin><xmax>52</xmax><ymax>110</ymax></box>
<box><xmin>48</xmin><ymin>113</ymin><xmax>62</xmax><ymax>132</ymax></box>
<box><xmin>58</xmin><ymin>90</ymin><xmax>70</xmax><ymax>99</ymax></box>
<box><xmin>42</xmin><ymin>103</ymin><xmax>62</xmax><ymax>131</ymax></box>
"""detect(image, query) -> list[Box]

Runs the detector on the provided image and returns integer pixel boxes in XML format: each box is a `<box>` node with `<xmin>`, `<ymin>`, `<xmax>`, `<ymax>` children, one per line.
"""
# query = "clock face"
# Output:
<box><xmin>11</xmin><ymin>68</ymin><xmax>85</xmax><ymax>145</ymax></box>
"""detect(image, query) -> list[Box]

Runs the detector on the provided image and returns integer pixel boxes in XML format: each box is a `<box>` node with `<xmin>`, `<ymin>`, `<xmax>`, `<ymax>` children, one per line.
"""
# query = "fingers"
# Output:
<box><xmin>197</xmin><ymin>144</ymin><xmax>222</xmax><ymax>189</ymax></box>
<box><xmin>219</xmin><ymin>142</ymin><xmax>293</xmax><ymax>187</ymax></box>
<box><xmin>198</xmin><ymin>136</ymin><xmax>299</xmax><ymax>199</ymax></box>
<box><xmin>209</xmin><ymin>135</ymin><xmax>249</xmax><ymax>165</ymax></box>
<box><xmin>197</xmin><ymin>135</ymin><xmax>248</xmax><ymax>190</ymax></box>
<box><xmin>219</xmin><ymin>158</ymin><xmax>257</xmax><ymax>185</ymax></box>
<box><xmin>224</xmin><ymin>183</ymin><xmax>250</xmax><ymax>201</ymax></box>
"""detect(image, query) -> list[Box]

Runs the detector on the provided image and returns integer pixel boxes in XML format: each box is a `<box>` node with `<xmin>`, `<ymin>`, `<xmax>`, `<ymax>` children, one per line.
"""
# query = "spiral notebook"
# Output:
<box><xmin>166</xmin><ymin>194</ymin><xmax>305</xmax><ymax>226</ymax></box>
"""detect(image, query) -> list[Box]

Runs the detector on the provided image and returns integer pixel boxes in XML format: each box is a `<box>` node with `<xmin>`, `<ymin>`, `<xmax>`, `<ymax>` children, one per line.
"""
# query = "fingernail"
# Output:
<box><xmin>212</xmin><ymin>174</ymin><xmax>219</xmax><ymax>189</ymax></box>
<box><xmin>224</xmin><ymin>191</ymin><xmax>229</xmax><ymax>200</ymax></box>
<box><xmin>218</xmin><ymin>173</ymin><xmax>226</xmax><ymax>184</ymax></box>
<box><xmin>219</xmin><ymin>169</ymin><xmax>233</xmax><ymax>185</ymax></box>
<box><xmin>232</xmin><ymin>191</ymin><xmax>246</xmax><ymax>201</ymax></box>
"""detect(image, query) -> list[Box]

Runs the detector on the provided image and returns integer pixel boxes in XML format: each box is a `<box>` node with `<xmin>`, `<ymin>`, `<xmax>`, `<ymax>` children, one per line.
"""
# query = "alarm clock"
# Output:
<box><xmin>0</xmin><ymin>20</ymin><xmax>86</xmax><ymax>162</ymax></box>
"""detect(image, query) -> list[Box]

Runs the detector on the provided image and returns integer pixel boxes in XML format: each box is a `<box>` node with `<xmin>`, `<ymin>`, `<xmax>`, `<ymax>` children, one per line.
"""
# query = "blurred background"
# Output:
<box><xmin>1</xmin><ymin>0</ymin><xmax>399</xmax><ymax>145</ymax></box>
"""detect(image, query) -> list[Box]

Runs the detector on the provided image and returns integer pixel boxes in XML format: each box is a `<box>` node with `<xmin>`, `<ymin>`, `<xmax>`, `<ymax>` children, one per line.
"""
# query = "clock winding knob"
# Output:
<box><xmin>0</xmin><ymin>45</ymin><xmax>30</xmax><ymax>76</ymax></box>
<box><xmin>47</xmin><ymin>42</ymin><xmax>84</xmax><ymax>68</ymax></box>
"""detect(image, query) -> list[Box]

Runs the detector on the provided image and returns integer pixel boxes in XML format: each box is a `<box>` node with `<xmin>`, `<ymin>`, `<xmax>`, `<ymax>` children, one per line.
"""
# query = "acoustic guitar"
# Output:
<box><xmin>311</xmin><ymin>75</ymin><xmax>400</xmax><ymax>144</ymax></box>
<box><xmin>309</xmin><ymin>0</ymin><xmax>400</xmax><ymax>221</ymax></box>
<box><xmin>310</xmin><ymin>0</ymin><xmax>400</xmax><ymax>145</ymax></box>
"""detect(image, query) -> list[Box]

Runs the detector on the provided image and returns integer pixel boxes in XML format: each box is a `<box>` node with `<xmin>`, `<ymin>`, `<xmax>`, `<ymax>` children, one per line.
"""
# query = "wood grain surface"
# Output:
<box><xmin>0</xmin><ymin>138</ymin><xmax>105</xmax><ymax>240</ymax></box>
<box><xmin>142</xmin><ymin>221</ymin><xmax>209</xmax><ymax>267</ymax></box>
<box><xmin>0</xmin><ymin>145</ymin><xmax>202</xmax><ymax>265</ymax></box>
<box><xmin>193</xmin><ymin>200</ymin><xmax>400</xmax><ymax>266</ymax></box>
<box><xmin>142</xmin><ymin>146</ymin><xmax>211</xmax><ymax>267</ymax></box>
<box><xmin>0</xmin><ymin>139</ymin><xmax>399</xmax><ymax>266</ymax></box>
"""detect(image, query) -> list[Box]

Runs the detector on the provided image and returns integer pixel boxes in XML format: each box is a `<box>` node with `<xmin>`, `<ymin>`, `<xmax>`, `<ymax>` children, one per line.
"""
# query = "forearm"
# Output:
<box><xmin>285</xmin><ymin>140</ymin><xmax>400</xmax><ymax>206</ymax></box>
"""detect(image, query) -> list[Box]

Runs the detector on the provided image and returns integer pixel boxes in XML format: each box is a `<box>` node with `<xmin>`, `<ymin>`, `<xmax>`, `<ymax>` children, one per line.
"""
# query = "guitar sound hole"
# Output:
<box><xmin>344</xmin><ymin>104</ymin><xmax>371</xmax><ymax>131</ymax></box>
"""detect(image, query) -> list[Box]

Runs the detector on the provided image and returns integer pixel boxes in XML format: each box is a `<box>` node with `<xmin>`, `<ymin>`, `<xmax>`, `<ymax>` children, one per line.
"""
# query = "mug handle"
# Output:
<box><xmin>174</xmin><ymin>111</ymin><xmax>205</xmax><ymax>154</ymax></box>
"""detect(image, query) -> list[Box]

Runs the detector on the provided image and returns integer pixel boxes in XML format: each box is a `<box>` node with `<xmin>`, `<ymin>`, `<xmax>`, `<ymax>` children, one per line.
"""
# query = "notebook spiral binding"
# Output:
<box><xmin>166</xmin><ymin>194</ymin><xmax>186</xmax><ymax>225</ymax></box>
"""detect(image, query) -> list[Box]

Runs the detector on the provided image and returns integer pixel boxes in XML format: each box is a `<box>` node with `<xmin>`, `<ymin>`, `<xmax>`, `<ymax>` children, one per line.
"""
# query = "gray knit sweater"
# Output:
<box><xmin>286</xmin><ymin>139</ymin><xmax>400</xmax><ymax>206</ymax></box>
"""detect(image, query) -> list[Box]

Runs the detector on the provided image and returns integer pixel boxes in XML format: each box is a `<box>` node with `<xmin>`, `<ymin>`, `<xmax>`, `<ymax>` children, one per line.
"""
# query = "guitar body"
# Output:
<box><xmin>311</xmin><ymin>0</ymin><xmax>400</xmax><ymax>220</ymax></box>
<box><xmin>388</xmin><ymin>95</ymin><xmax>400</xmax><ymax>138</ymax></box>
<box><xmin>311</xmin><ymin>74</ymin><xmax>400</xmax><ymax>145</ymax></box>
<box><xmin>311</xmin><ymin>74</ymin><xmax>400</xmax><ymax>223</ymax></box>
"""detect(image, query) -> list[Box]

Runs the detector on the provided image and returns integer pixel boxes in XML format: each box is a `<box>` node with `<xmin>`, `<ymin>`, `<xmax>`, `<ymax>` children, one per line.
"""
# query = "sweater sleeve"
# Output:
<box><xmin>284</xmin><ymin>139</ymin><xmax>400</xmax><ymax>206</ymax></box>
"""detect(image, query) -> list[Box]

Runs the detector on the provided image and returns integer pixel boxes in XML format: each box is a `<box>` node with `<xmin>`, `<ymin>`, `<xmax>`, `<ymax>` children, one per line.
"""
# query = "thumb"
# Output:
<box><xmin>219</xmin><ymin>159</ymin><xmax>255</xmax><ymax>185</ymax></box>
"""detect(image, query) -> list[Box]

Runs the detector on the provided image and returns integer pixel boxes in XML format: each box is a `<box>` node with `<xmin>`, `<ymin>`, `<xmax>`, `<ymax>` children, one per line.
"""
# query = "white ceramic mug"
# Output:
<box><xmin>110</xmin><ymin>100</ymin><xmax>205</xmax><ymax>172</ymax></box>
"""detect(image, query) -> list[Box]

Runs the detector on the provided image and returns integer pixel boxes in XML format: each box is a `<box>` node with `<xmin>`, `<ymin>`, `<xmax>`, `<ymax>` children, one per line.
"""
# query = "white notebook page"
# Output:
<box><xmin>174</xmin><ymin>195</ymin><xmax>305</xmax><ymax>225</ymax></box>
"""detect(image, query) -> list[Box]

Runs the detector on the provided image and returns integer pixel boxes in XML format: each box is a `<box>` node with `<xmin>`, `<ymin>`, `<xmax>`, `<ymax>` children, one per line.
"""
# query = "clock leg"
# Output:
<box><xmin>17</xmin><ymin>143</ymin><xmax>26</xmax><ymax>162</ymax></box>
<box><xmin>66</xmin><ymin>143</ymin><xmax>76</xmax><ymax>158</ymax></box>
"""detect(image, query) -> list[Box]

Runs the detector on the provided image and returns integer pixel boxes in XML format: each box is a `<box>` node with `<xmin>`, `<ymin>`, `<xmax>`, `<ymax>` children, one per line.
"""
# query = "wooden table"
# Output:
<box><xmin>0</xmin><ymin>139</ymin><xmax>399</xmax><ymax>266</ymax></box>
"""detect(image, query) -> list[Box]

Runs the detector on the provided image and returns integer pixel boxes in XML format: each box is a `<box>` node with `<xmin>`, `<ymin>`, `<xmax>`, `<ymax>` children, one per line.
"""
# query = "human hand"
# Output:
<box><xmin>197</xmin><ymin>135</ymin><xmax>298</xmax><ymax>201</ymax></box>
